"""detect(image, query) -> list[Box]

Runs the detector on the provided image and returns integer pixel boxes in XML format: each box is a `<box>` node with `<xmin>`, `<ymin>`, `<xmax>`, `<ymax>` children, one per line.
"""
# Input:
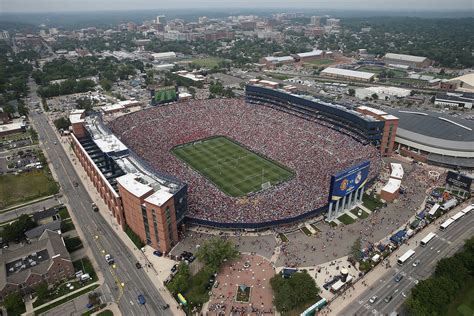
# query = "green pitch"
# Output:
<box><xmin>155</xmin><ymin>89</ymin><xmax>176</xmax><ymax>103</ymax></box>
<box><xmin>172</xmin><ymin>136</ymin><xmax>294</xmax><ymax>197</ymax></box>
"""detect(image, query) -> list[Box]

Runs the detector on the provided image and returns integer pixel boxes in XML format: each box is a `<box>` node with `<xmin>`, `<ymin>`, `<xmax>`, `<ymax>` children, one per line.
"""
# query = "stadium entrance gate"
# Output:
<box><xmin>326</xmin><ymin>186</ymin><xmax>365</xmax><ymax>221</ymax></box>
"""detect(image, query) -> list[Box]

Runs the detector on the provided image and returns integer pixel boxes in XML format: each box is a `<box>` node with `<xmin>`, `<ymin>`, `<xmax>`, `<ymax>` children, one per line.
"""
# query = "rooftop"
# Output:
<box><xmin>0</xmin><ymin>230</ymin><xmax>71</xmax><ymax>287</ymax></box>
<box><xmin>384</xmin><ymin>53</ymin><xmax>428</xmax><ymax>63</ymax></box>
<box><xmin>116</xmin><ymin>173</ymin><xmax>154</xmax><ymax>198</ymax></box>
<box><xmin>144</xmin><ymin>189</ymin><xmax>173</xmax><ymax>207</ymax></box>
<box><xmin>382</xmin><ymin>178</ymin><xmax>401</xmax><ymax>194</ymax></box>
<box><xmin>321</xmin><ymin>67</ymin><xmax>375</xmax><ymax>80</ymax></box>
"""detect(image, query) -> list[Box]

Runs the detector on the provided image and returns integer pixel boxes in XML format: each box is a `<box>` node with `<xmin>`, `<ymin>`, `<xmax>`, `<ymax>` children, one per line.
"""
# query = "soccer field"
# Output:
<box><xmin>172</xmin><ymin>136</ymin><xmax>294</xmax><ymax>197</ymax></box>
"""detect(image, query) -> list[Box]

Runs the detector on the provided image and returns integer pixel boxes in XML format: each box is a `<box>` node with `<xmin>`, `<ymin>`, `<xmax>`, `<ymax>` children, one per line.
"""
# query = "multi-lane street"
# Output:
<box><xmin>26</xmin><ymin>79</ymin><xmax>172</xmax><ymax>315</ymax></box>
<box><xmin>342</xmin><ymin>210</ymin><xmax>474</xmax><ymax>316</ymax></box>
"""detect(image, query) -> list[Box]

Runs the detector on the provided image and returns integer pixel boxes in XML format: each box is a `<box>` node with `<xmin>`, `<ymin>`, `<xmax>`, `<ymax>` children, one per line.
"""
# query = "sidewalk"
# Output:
<box><xmin>326</xmin><ymin>199</ymin><xmax>473</xmax><ymax>315</ymax></box>
<box><xmin>58</xmin><ymin>134</ymin><xmax>184</xmax><ymax>315</ymax></box>
<box><xmin>25</xmin><ymin>282</ymin><xmax>100</xmax><ymax>315</ymax></box>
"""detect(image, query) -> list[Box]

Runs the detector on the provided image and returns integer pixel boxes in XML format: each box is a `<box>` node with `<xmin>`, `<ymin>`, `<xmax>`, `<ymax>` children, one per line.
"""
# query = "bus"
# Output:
<box><xmin>440</xmin><ymin>218</ymin><xmax>455</xmax><ymax>231</ymax></box>
<box><xmin>397</xmin><ymin>249</ymin><xmax>415</xmax><ymax>265</ymax></box>
<box><xmin>420</xmin><ymin>232</ymin><xmax>436</xmax><ymax>247</ymax></box>
<box><xmin>461</xmin><ymin>205</ymin><xmax>474</xmax><ymax>215</ymax></box>
<box><xmin>451</xmin><ymin>211</ymin><xmax>465</xmax><ymax>222</ymax></box>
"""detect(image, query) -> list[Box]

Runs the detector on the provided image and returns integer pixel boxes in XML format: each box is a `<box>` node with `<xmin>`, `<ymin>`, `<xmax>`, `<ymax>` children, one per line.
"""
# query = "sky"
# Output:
<box><xmin>2</xmin><ymin>0</ymin><xmax>473</xmax><ymax>12</ymax></box>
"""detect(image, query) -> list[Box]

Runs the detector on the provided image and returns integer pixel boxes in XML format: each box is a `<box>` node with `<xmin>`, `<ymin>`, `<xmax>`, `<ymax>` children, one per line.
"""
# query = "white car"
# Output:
<box><xmin>412</xmin><ymin>260</ymin><xmax>420</xmax><ymax>267</ymax></box>
<box><xmin>369</xmin><ymin>295</ymin><xmax>378</xmax><ymax>304</ymax></box>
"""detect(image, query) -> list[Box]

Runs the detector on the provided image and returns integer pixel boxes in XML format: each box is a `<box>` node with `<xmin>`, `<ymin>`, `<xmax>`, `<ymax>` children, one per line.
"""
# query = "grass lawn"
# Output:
<box><xmin>338</xmin><ymin>213</ymin><xmax>356</xmax><ymax>225</ymax></box>
<box><xmin>172</xmin><ymin>136</ymin><xmax>294</xmax><ymax>197</ymax></box>
<box><xmin>267</xmin><ymin>73</ymin><xmax>290</xmax><ymax>80</ymax></box>
<box><xmin>310</xmin><ymin>223</ymin><xmax>321</xmax><ymax>233</ymax></box>
<box><xmin>73</xmin><ymin>257</ymin><xmax>98</xmax><ymax>282</ymax></box>
<box><xmin>34</xmin><ymin>284</ymin><xmax>99</xmax><ymax>315</ymax></box>
<box><xmin>388</xmin><ymin>78</ymin><xmax>427</xmax><ymax>86</ymax></box>
<box><xmin>278</xmin><ymin>233</ymin><xmax>289</xmax><ymax>242</ymax></box>
<box><xmin>329</xmin><ymin>221</ymin><xmax>338</xmax><ymax>227</ymax></box>
<box><xmin>301</xmin><ymin>226</ymin><xmax>312</xmax><ymax>236</ymax></box>
<box><xmin>351</xmin><ymin>207</ymin><xmax>369</xmax><ymax>219</ymax></box>
<box><xmin>362</xmin><ymin>193</ymin><xmax>384</xmax><ymax>211</ymax></box>
<box><xmin>58</xmin><ymin>206</ymin><xmax>70</xmax><ymax>219</ymax></box>
<box><xmin>305</xmin><ymin>59</ymin><xmax>334</xmax><ymax>66</ymax></box>
<box><xmin>1</xmin><ymin>131</ymin><xmax>29</xmax><ymax>142</ymax></box>
<box><xmin>0</xmin><ymin>171</ymin><xmax>59</xmax><ymax>209</ymax></box>
<box><xmin>33</xmin><ymin>280</ymin><xmax>81</xmax><ymax>307</ymax></box>
<box><xmin>187</xmin><ymin>57</ymin><xmax>225</xmax><ymax>69</ymax></box>
<box><xmin>97</xmin><ymin>310</ymin><xmax>114</xmax><ymax>316</ymax></box>
<box><xmin>446</xmin><ymin>279</ymin><xmax>474</xmax><ymax>316</ymax></box>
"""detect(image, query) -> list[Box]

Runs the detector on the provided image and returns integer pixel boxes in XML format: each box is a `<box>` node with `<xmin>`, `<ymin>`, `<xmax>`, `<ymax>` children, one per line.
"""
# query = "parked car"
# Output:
<box><xmin>135</xmin><ymin>262</ymin><xmax>142</xmax><ymax>269</ymax></box>
<box><xmin>153</xmin><ymin>250</ymin><xmax>163</xmax><ymax>257</ymax></box>
<box><xmin>369</xmin><ymin>295</ymin><xmax>378</xmax><ymax>304</ymax></box>
<box><xmin>137</xmin><ymin>294</ymin><xmax>146</xmax><ymax>305</ymax></box>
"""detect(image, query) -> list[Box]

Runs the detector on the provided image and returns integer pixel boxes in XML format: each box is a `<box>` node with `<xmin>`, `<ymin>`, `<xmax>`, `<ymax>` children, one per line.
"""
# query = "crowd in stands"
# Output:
<box><xmin>108</xmin><ymin>99</ymin><xmax>382</xmax><ymax>224</ymax></box>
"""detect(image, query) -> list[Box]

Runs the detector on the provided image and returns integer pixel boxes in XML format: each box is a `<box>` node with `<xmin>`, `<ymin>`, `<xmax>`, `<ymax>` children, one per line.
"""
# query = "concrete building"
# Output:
<box><xmin>259</xmin><ymin>55</ymin><xmax>294</xmax><ymax>68</ymax></box>
<box><xmin>310</xmin><ymin>16</ymin><xmax>321</xmax><ymax>26</ymax></box>
<box><xmin>321</xmin><ymin>67</ymin><xmax>376</xmax><ymax>82</ymax></box>
<box><xmin>326</xmin><ymin>18</ymin><xmax>340</xmax><ymax>28</ymax></box>
<box><xmin>357</xmin><ymin>106</ymin><xmax>399</xmax><ymax>157</ymax></box>
<box><xmin>355</xmin><ymin>86</ymin><xmax>411</xmax><ymax>100</ymax></box>
<box><xmin>0</xmin><ymin>230</ymin><xmax>75</xmax><ymax>301</ymax></box>
<box><xmin>435</xmin><ymin>92</ymin><xmax>473</xmax><ymax>109</ymax></box>
<box><xmin>151</xmin><ymin>52</ymin><xmax>176</xmax><ymax>60</ymax></box>
<box><xmin>382</xmin><ymin>53</ymin><xmax>431</xmax><ymax>68</ymax></box>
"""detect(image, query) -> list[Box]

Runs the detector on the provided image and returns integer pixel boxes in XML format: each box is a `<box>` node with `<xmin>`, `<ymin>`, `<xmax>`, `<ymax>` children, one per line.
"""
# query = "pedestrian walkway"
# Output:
<box><xmin>29</xmin><ymin>282</ymin><xmax>100</xmax><ymax>314</ymax></box>
<box><xmin>358</xmin><ymin>204</ymin><xmax>372</xmax><ymax>214</ymax></box>
<box><xmin>91</xmin><ymin>302</ymin><xmax>121</xmax><ymax>316</ymax></box>
<box><xmin>332</xmin><ymin>218</ymin><xmax>342</xmax><ymax>226</ymax></box>
<box><xmin>346</xmin><ymin>210</ymin><xmax>358</xmax><ymax>220</ymax></box>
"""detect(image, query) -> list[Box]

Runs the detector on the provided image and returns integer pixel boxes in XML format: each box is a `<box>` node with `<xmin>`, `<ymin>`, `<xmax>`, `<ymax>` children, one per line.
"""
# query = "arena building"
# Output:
<box><xmin>384</xmin><ymin>109</ymin><xmax>474</xmax><ymax>169</ymax></box>
<box><xmin>382</xmin><ymin>53</ymin><xmax>431</xmax><ymax>68</ymax></box>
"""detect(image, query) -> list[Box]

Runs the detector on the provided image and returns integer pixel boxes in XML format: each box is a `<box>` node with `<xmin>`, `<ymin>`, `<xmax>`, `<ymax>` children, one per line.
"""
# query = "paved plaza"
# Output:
<box><xmin>207</xmin><ymin>254</ymin><xmax>275</xmax><ymax>315</ymax></box>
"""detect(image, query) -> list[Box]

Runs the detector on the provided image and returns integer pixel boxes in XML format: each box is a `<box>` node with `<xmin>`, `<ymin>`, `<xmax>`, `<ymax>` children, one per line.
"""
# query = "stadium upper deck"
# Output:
<box><xmin>245</xmin><ymin>84</ymin><xmax>385</xmax><ymax>147</ymax></box>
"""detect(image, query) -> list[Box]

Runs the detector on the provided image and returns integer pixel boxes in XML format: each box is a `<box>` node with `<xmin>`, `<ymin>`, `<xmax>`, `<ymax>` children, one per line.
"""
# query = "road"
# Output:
<box><xmin>26</xmin><ymin>79</ymin><xmax>172</xmax><ymax>315</ymax></box>
<box><xmin>342</xmin><ymin>212</ymin><xmax>474</xmax><ymax>316</ymax></box>
<box><xmin>0</xmin><ymin>197</ymin><xmax>60</xmax><ymax>223</ymax></box>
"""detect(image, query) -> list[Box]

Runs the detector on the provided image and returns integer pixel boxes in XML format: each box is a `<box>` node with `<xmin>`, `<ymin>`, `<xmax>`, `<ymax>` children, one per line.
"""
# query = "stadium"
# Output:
<box><xmin>106</xmin><ymin>86</ymin><xmax>383</xmax><ymax>228</ymax></box>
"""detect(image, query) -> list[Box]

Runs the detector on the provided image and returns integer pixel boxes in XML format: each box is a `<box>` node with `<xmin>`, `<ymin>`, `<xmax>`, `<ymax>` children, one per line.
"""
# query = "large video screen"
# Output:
<box><xmin>151</xmin><ymin>86</ymin><xmax>178</xmax><ymax>105</ymax></box>
<box><xmin>328</xmin><ymin>161</ymin><xmax>370</xmax><ymax>203</ymax></box>
<box><xmin>446</xmin><ymin>171</ymin><xmax>472</xmax><ymax>191</ymax></box>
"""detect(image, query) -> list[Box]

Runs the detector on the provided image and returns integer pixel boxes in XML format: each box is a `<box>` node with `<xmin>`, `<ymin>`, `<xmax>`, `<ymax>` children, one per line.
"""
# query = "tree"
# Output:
<box><xmin>270</xmin><ymin>271</ymin><xmax>319</xmax><ymax>313</ymax></box>
<box><xmin>196</xmin><ymin>237</ymin><xmax>239</xmax><ymax>270</ymax></box>
<box><xmin>371</xmin><ymin>93</ymin><xmax>379</xmax><ymax>100</ymax></box>
<box><xmin>167</xmin><ymin>264</ymin><xmax>190</xmax><ymax>294</ymax></box>
<box><xmin>18</xmin><ymin>104</ymin><xmax>29</xmax><ymax>116</ymax></box>
<box><xmin>348</xmin><ymin>88</ymin><xmax>355</xmax><ymax>97</ymax></box>
<box><xmin>54</xmin><ymin>117</ymin><xmax>71</xmax><ymax>130</ymax></box>
<box><xmin>4</xmin><ymin>292</ymin><xmax>23</xmax><ymax>315</ymax></box>
<box><xmin>35</xmin><ymin>282</ymin><xmax>49</xmax><ymax>302</ymax></box>
<box><xmin>1</xmin><ymin>214</ymin><xmax>36</xmax><ymax>242</ymax></box>
<box><xmin>99</xmin><ymin>78</ymin><xmax>112</xmax><ymax>91</ymax></box>
<box><xmin>349</xmin><ymin>237</ymin><xmax>362</xmax><ymax>261</ymax></box>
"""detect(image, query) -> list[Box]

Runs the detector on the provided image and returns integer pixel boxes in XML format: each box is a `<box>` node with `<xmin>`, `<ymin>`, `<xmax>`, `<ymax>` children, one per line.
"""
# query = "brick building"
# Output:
<box><xmin>356</xmin><ymin>106</ymin><xmax>399</xmax><ymax>156</ymax></box>
<box><xmin>69</xmin><ymin>113</ymin><xmax>187</xmax><ymax>253</ymax></box>
<box><xmin>0</xmin><ymin>230</ymin><xmax>74</xmax><ymax>301</ymax></box>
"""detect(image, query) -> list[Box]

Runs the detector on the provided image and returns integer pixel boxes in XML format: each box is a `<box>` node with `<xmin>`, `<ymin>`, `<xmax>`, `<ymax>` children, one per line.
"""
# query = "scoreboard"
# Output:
<box><xmin>328</xmin><ymin>161</ymin><xmax>370</xmax><ymax>202</ymax></box>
